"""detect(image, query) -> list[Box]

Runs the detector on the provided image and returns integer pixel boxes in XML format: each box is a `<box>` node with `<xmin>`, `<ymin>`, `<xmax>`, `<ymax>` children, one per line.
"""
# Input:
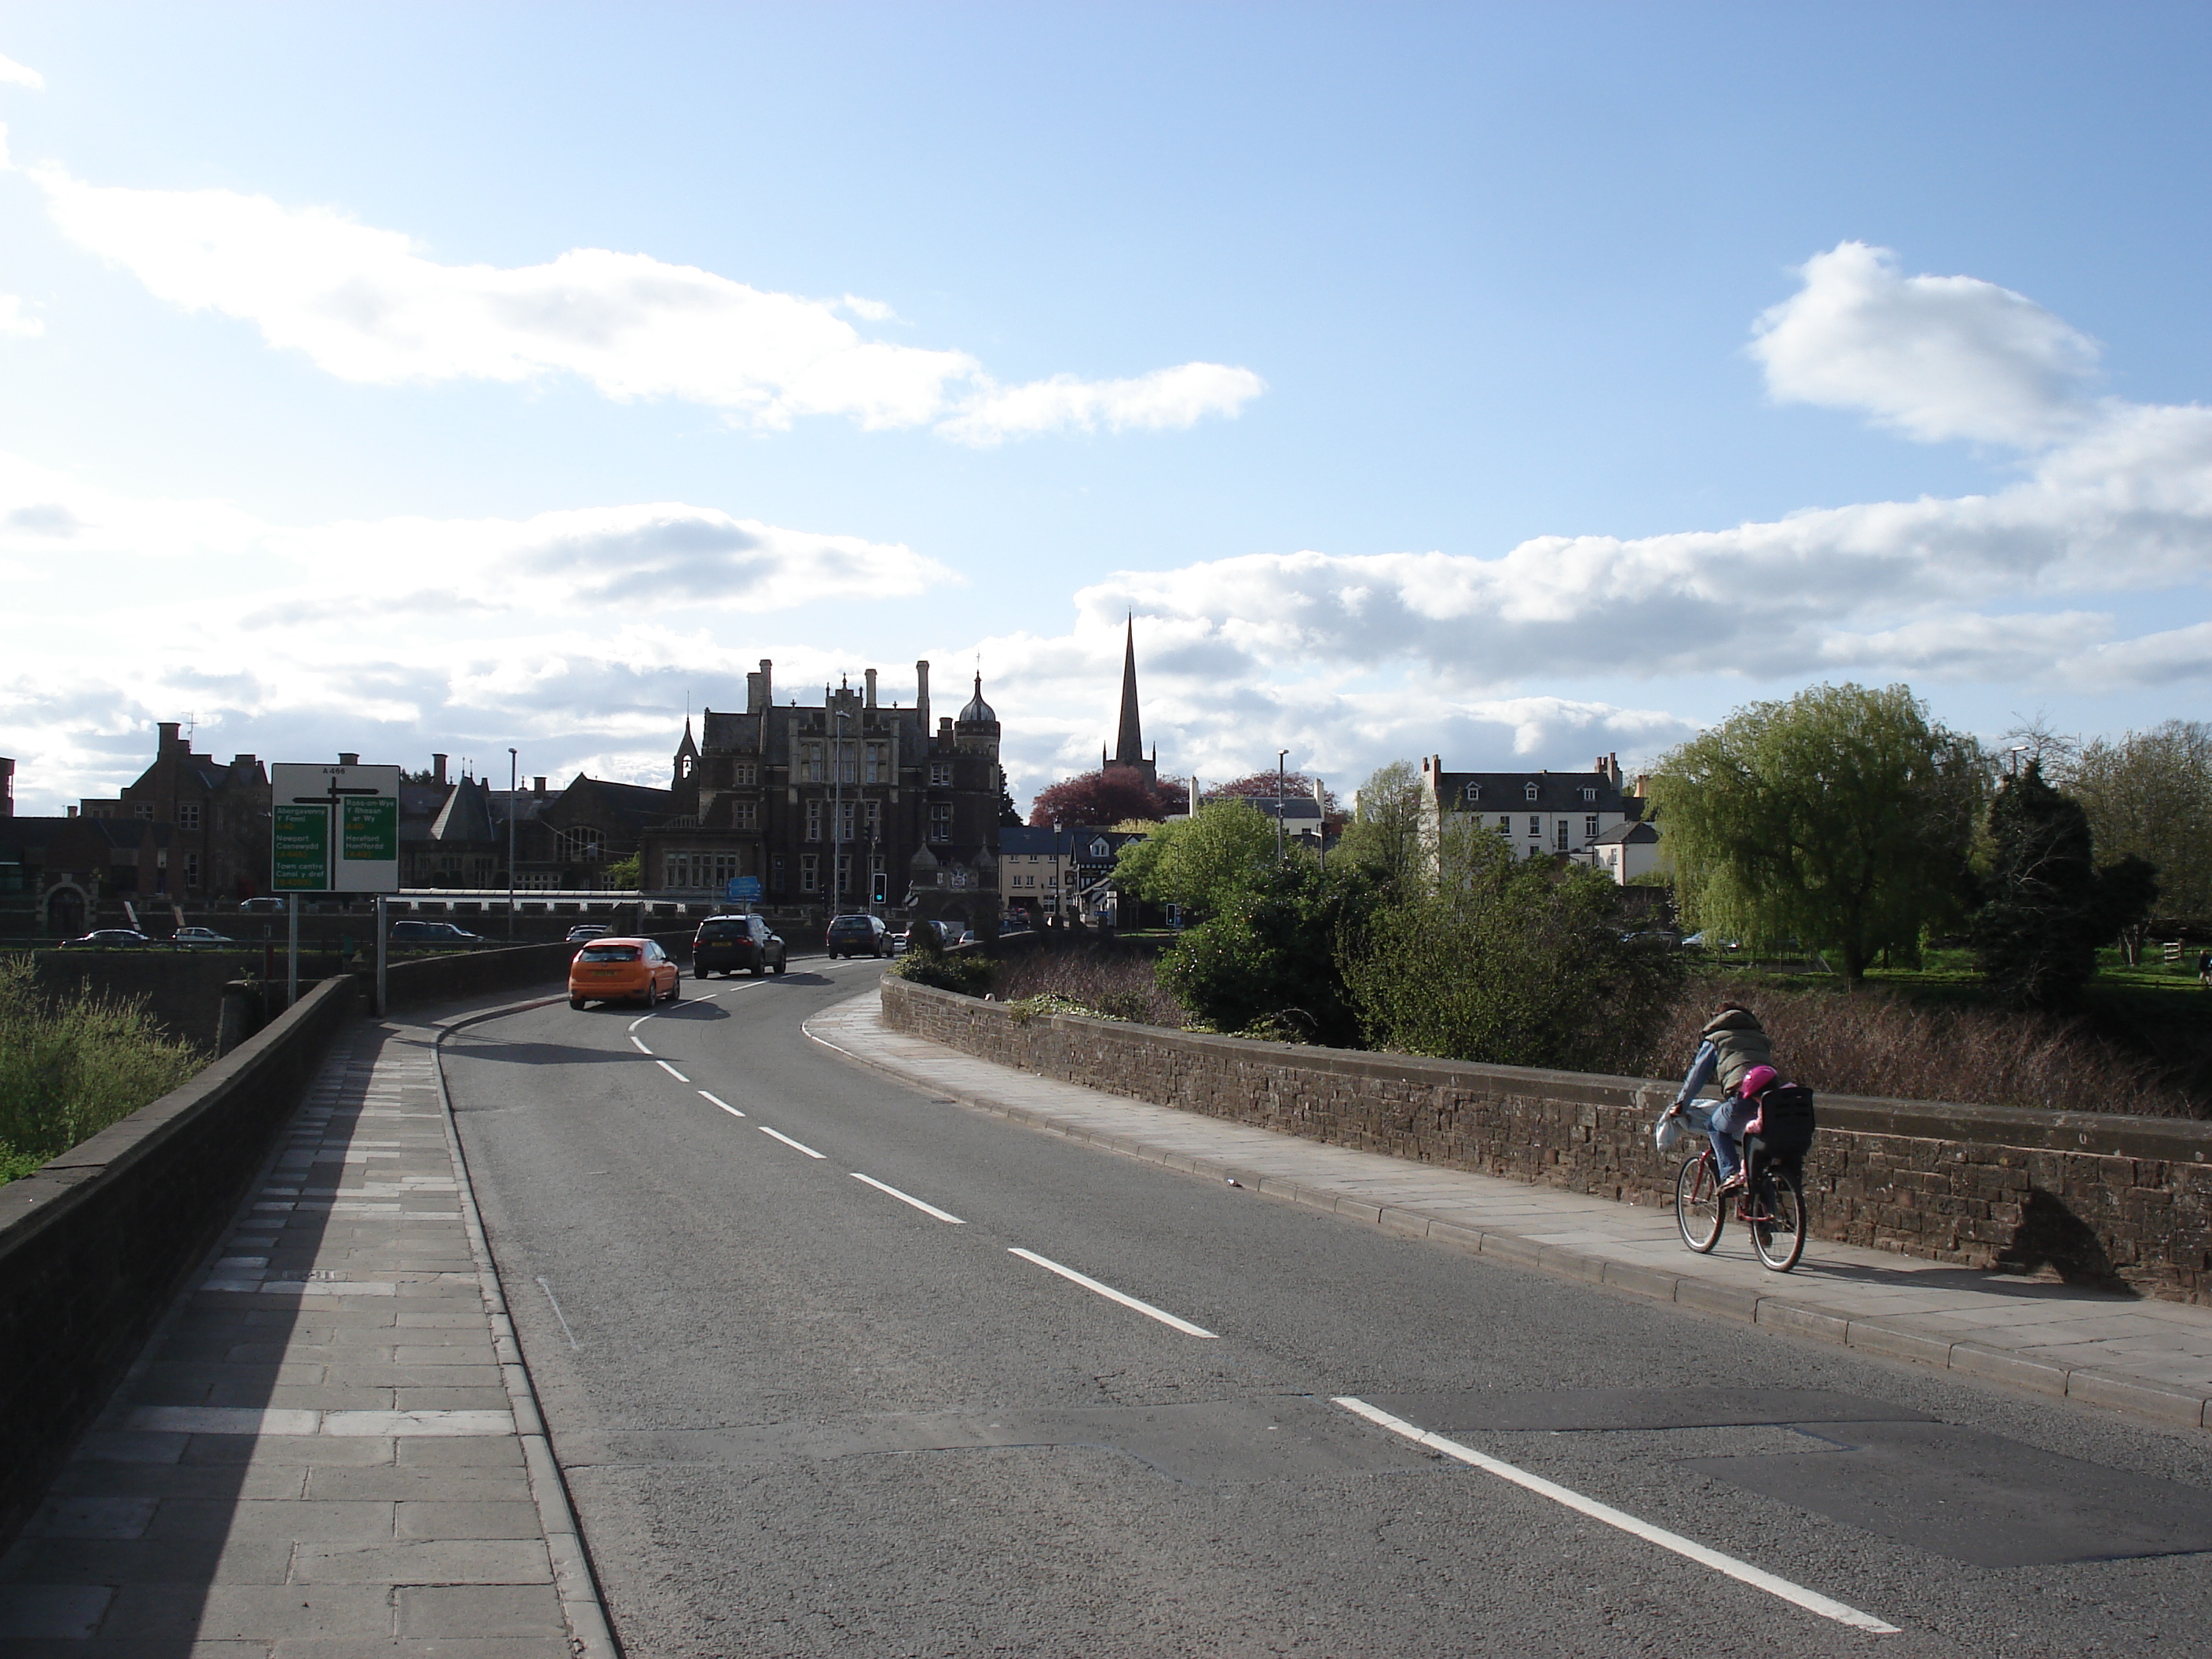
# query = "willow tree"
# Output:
<box><xmin>1646</xmin><ymin>683</ymin><xmax>1986</xmax><ymax>986</ymax></box>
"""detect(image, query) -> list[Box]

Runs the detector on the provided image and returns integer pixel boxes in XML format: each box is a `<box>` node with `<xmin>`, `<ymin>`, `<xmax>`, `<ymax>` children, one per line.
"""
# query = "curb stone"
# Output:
<box><xmin>804</xmin><ymin>998</ymin><xmax>2212</xmax><ymax>1437</ymax></box>
<box><xmin>430</xmin><ymin>994</ymin><xmax>621</xmax><ymax>1659</ymax></box>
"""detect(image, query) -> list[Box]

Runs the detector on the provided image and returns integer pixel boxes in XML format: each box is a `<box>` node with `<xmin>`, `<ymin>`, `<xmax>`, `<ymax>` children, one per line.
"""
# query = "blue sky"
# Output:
<box><xmin>4</xmin><ymin>3</ymin><xmax>2210</xmax><ymax>812</ymax></box>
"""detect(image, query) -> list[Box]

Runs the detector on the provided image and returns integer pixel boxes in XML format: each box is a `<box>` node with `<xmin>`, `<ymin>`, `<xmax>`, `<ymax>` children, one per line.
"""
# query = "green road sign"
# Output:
<box><xmin>272</xmin><ymin>803</ymin><xmax>330</xmax><ymax>891</ymax></box>
<box><xmin>343</xmin><ymin>795</ymin><xmax>397</xmax><ymax>862</ymax></box>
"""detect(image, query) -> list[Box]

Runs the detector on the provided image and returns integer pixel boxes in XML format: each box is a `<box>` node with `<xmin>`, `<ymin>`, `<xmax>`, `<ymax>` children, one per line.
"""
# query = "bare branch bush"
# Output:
<box><xmin>1641</xmin><ymin>976</ymin><xmax>2202</xmax><ymax>1119</ymax></box>
<box><xmin>991</xmin><ymin>943</ymin><xmax>1185</xmax><ymax>1027</ymax></box>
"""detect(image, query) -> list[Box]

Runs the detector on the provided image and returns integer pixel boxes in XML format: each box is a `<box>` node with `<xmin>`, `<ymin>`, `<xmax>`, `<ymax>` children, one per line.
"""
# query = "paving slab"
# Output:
<box><xmin>0</xmin><ymin>1019</ymin><xmax>613</xmax><ymax>1657</ymax></box>
<box><xmin>808</xmin><ymin>987</ymin><xmax>2212</xmax><ymax>1435</ymax></box>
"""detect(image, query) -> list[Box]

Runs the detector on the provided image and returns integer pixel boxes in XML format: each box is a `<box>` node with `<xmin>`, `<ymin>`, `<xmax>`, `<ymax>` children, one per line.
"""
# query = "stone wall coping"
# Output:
<box><xmin>925</xmin><ymin>980</ymin><xmax>2212</xmax><ymax>1163</ymax></box>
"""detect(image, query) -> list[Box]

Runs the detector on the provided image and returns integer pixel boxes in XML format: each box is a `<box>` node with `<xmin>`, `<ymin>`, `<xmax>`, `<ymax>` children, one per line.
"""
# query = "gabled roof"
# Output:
<box><xmin>1592</xmin><ymin>820</ymin><xmax>1661</xmax><ymax>845</ymax></box>
<box><xmin>1437</xmin><ymin>769</ymin><xmax>1632</xmax><ymax>814</ymax></box>
<box><xmin>429</xmin><ymin>779</ymin><xmax>496</xmax><ymax>842</ymax></box>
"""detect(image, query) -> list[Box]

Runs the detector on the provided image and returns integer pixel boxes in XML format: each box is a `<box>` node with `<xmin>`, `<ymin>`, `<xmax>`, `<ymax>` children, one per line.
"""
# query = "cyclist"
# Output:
<box><xmin>1663</xmin><ymin>1002</ymin><xmax>1774</xmax><ymax>1195</ymax></box>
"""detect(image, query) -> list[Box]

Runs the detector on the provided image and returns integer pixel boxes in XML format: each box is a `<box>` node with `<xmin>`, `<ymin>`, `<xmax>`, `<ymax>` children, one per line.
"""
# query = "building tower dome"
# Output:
<box><xmin>958</xmin><ymin>672</ymin><xmax>997</xmax><ymax>725</ymax></box>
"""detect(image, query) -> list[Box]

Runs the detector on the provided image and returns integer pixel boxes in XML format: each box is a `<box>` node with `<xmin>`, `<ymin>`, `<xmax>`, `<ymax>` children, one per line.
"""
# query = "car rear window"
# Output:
<box><xmin>577</xmin><ymin>945</ymin><xmax>642</xmax><ymax>962</ymax></box>
<box><xmin>697</xmin><ymin>921</ymin><xmax>748</xmax><ymax>941</ymax></box>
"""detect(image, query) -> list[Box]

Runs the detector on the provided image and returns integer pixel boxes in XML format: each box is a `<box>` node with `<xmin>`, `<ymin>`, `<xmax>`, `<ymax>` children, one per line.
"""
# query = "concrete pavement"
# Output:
<box><xmin>808</xmin><ymin>987</ymin><xmax>2212</xmax><ymax>1435</ymax></box>
<box><xmin>0</xmin><ymin>1009</ymin><xmax>609</xmax><ymax>1657</ymax></box>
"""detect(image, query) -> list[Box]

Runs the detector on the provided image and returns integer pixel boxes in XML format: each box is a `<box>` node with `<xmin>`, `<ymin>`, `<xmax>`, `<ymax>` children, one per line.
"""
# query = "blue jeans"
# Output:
<box><xmin>1679</xmin><ymin>1096</ymin><xmax>1749</xmax><ymax>1181</ymax></box>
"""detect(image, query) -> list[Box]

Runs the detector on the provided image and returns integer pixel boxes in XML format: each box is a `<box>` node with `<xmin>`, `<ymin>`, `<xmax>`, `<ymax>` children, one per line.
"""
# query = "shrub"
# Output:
<box><xmin>885</xmin><ymin>943</ymin><xmax>998</xmax><ymax>997</ymax></box>
<box><xmin>1346</xmin><ymin>827</ymin><xmax>1683</xmax><ymax>1073</ymax></box>
<box><xmin>0</xmin><ymin>958</ymin><xmax>203</xmax><ymax>1185</ymax></box>
<box><xmin>1157</xmin><ymin>861</ymin><xmax>1378</xmax><ymax>1046</ymax></box>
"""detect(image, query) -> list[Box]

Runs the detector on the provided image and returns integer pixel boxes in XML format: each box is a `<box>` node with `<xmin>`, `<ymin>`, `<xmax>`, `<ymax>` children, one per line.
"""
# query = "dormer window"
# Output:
<box><xmin>1523</xmin><ymin>782</ymin><xmax>1539</xmax><ymax>802</ymax></box>
<box><xmin>1581</xmin><ymin>786</ymin><xmax>1597</xmax><ymax>802</ymax></box>
<box><xmin>1463</xmin><ymin>783</ymin><xmax>1481</xmax><ymax>802</ymax></box>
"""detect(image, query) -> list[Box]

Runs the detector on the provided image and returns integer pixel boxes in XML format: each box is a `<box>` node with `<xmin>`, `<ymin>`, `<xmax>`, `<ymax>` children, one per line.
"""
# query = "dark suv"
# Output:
<box><xmin>692</xmin><ymin>913</ymin><xmax>786</xmax><ymax>978</ymax></box>
<box><xmin>824</xmin><ymin>913</ymin><xmax>892</xmax><ymax>959</ymax></box>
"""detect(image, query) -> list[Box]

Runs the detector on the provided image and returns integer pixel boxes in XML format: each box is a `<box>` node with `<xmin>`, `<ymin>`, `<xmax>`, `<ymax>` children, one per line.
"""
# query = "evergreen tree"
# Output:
<box><xmin>1971</xmin><ymin>760</ymin><xmax>2155</xmax><ymax>1007</ymax></box>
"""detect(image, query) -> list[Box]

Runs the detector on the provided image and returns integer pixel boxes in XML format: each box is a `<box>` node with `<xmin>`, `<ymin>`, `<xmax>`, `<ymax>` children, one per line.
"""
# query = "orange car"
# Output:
<box><xmin>568</xmin><ymin>937</ymin><xmax>681</xmax><ymax>1009</ymax></box>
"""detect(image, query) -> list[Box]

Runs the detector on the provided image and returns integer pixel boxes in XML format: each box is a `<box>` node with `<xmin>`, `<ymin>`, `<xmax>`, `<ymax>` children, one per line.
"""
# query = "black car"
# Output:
<box><xmin>824</xmin><ymin>913</ymin><xmax>892</xmax><ymax>959</ymax></box>
<box><xmin>693</xmin><ymin>913</ymin><xmax>787</xmax><ymax>978</ymax></box>
<box><xmin>60</xmin><ymin>928</ymin><xmax>154</xmax><ymax>949</ymax></box>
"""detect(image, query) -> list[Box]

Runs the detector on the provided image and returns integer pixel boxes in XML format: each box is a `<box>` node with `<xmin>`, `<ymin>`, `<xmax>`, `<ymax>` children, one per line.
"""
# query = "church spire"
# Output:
<box><xmin>1113</xmin><ymin>613</ymin><xmax>1143</xmax><ymax>764</ymax></box>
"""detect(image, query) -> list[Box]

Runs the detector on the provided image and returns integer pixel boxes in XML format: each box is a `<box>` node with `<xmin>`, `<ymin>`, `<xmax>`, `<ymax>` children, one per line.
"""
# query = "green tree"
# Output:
<box><xmin>1335</xmin><ymin>760</ymin><xmax>1427</xmax><ymax>899</ymax></box>
<box><xmin>602</xmin><ymin>853</ymin><xmax>642</xmax><ymax>890</ymax></box>
<box><xmin>1972</xmin><ymin>760</ymin><xmax>2159</xmax><ymax>1007</ymax></box>
<box><xmin>1111</xmin><ymin>800</ymin><xmax>1277</xmax><ymax>921</ymax></box>
<box><xmin>1647</xmin><ymin>683</ymin><xmax>1985</xmax><ymax>986</ymax></box>
<box><xmin>1343</xmin><ymin>816</ymin><xmax>1682</xmax><ymax>1072</ymax></box>
<box><xmin>2064</xmin><ymin>720</ymin><xmax>2212</xmax><ymax>925</ymax></box>
<box><xmin>1156</xmin><ymin>859</ymin><xmax>1377</xmax><ymax>1046</ymax></box>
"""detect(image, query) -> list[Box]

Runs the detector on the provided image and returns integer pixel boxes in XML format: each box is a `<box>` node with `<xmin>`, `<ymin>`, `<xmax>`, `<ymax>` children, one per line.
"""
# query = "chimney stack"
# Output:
<box><xmin>533</xmin><ymin>777</ymin><xmax>547</xmax><ymax>797</ymax></box>
<box><xmin>865</xmin><ymin>668</ymin><xmax>878</xmax><ymax>708</ymax></box>
<box><xmin>758</xmin><ymin>658</ymin><xmax>773</xmax><ymax>712</ymax></box>
<box><xmin>159</xmin><ymin>721</ymin><xmax>182</xmax><ymax>753</ymax></box>
<box><xmin>339</xmin><ymin>752</ymin><xmax>360</xmax><ymax>767</ymax></box>
<box><xmin>916</xmin><ymin>660</ymin><xmax>932</xmax><ymax>731</ymax></box>
<box><xmin>432</xmin><ymin>754</ymin><xmax>449</xmax><ymax>786</ymax></box>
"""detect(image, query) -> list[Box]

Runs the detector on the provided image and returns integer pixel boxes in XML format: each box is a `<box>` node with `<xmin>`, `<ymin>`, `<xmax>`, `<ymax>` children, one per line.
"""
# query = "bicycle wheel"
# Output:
<box><xmin>1675</xmin><ymin>1153</ymin><xmax>1723</xmax><ymax>1253</ymax></box>
<box><xmin>1749</xmin><ymin>1166</ymin><xmax>1807</xmax><ymax>1272</ymax></box>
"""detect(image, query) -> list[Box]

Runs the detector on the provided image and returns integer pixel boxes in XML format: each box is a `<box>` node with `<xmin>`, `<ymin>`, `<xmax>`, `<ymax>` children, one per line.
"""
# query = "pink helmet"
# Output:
<box><xmin>1738</xmin><ymin>1064</ymin><xmax>1778</xmax><ymax>1099</ymax></box>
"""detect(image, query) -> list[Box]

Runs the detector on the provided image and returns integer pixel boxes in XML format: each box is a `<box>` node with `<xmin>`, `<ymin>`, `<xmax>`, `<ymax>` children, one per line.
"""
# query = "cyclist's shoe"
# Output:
<box><xmin>1716</xmin><ymin>1170</ymin><xmax>1748</xmax><ymax>1196</ymax></box>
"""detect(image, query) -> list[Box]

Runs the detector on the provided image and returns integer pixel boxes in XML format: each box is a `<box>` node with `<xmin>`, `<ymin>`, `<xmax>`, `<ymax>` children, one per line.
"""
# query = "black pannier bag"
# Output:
<box><xmin>1745</xmin><ymin>1084</ymin><xmax>1817</xmax><ymax>1158</ymax></box>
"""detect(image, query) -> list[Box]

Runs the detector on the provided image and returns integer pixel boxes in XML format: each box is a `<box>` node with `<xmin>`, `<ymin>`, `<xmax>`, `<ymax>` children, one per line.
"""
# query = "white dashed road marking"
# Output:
<box><xmin>656</xmin><ymin>1060</ymin><xmax>690</xmax><ymax>1082</ymax></box>
<box><xmin>1007</xmin><ymin>1248</ymin><xmax>1217</xmax><ymax>1338</ymax></box>
<box><xmin>700</xmin><ymin>1091</ymin><xmax>745</xmax><ymax>1118</ymax></box>
<box><xmin>851</xmin><ymin>1172</ymin><xmax>965</xmax><ymax>1224</ymax></box>
<box><xmin>1331</xmin><ymin>1397</ymin><xmax>1900</xmax><ymax>1635</ymax></box>
<box><xmin>759</xmin><ymin>1125</ymin><xmax>826</xmax><ymax>1159</ymax></box>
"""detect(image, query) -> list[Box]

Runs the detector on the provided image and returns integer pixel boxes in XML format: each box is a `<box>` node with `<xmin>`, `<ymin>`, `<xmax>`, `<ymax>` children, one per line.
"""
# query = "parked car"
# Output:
<box><xmin>60</xmin><ymin>928</ymin><xmax>153</xmax><ymax>948</ymax></box>
<box><xmin>565</xmin><ymin>923</ymin><xmax>613</xmax><ymax>943</ymax></box>
<box><xmin>239</xmin><ymin>896</ymin><xmax>287</xmax><ymax>913</ymax></box>
<box><xmin>568</xmin><ymin>937</ymin><xmax>680</xmax><ymax>1009</ymax></box>
<box><xmin>892</xmin><ymin>919</ymin><xmax>955</xmax><ymax>955</ymax></box>
<box><xmin>692</xmin><ymin>913</ymin><xmax>786</xmax><ymax>978</ymax></box>
<box><xmin>389</xmin><ymin>919</ymin><xmax>486</xmax><ymax>945</ymax></box>
<box><xmin>825</xmin><ymin>913</ymin><xmax>892</xmax><ymax>959</ymax></box>
<box><xmin>172</xmin><ymin>926</ymin><xmax>234</xmax><ymax>948</ymax></box>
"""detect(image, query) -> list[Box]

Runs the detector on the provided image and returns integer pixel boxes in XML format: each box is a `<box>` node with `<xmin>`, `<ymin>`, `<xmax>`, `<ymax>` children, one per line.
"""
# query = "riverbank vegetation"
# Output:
<box><xmin>0</xmin><ymin>958</ymin><xmax>203</xmax><ymax>1185</ymax></box>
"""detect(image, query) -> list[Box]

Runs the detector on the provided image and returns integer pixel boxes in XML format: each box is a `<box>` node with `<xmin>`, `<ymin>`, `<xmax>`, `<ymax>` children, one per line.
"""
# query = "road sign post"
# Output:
<box><xmin>272</xmin><ymin>763</ymin><xmax>402</xmax><ymax>1002</ymax></box>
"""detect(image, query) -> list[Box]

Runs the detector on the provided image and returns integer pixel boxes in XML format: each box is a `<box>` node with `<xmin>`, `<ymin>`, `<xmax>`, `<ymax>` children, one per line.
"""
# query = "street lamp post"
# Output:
<box><xmin>1276</xmin><ymin>749</ymin><xmax>1288</xmax><ymax>863</ymax></box>
<box><xmin>507</xmin><ymin>748</ymin><xmax>517</xmax><ymax>941</ymax></box>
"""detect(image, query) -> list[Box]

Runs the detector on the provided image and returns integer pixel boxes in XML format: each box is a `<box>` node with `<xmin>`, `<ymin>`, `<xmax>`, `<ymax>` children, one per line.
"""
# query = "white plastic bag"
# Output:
<box><xmin>1654</xmin><ymin>1111</ymin><xmax>1686</xmax><ymax>1155</ymax></box>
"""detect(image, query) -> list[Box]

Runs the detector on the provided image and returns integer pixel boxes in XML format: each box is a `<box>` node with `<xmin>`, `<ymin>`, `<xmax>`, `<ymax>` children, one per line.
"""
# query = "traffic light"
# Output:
<box><xmin>871</xmin><ymin>870</ymin><xmax>888</xmax><ymax>904</ymax></box>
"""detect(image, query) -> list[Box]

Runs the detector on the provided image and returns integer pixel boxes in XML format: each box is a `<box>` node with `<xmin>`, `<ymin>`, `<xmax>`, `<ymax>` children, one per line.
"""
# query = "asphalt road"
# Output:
<box><xmin>439</xmin><ymin>957</ymin><xmax>2212</xmax><ymax>1657</ymax></box>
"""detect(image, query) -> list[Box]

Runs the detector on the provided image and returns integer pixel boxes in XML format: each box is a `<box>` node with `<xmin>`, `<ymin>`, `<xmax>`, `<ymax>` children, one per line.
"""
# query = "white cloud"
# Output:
<box><xmin>0</xmin><ymin>53</ymin><xmax>42</xmax><ymax>90</ymax></box>
<box><xmin>1750</xmin><ymin>241</ymin><xmax>2102</xmax><ymax>447</ymax></box>
<box><xmin>17</xmin><ymin>159</ymin><xmax>1262</xmax><ymax>442</ymax></box>
<box><xmin>0</xmin><ymin>294</ymin><xmax>40</xmax><ymax>337</ymax></box>
<box><xmin>939</xmin><ymin>362</ymin><xmax>1268</xmax><ymax>445</ymax></box>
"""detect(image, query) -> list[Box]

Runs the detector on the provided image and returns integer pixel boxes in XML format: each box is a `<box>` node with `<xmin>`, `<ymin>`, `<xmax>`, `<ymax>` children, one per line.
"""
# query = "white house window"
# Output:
<box><xmin>802</xmin><ymin>744</ymin><xmax>824</xmax><ymax>782</ymax></box>
<box><xmin>805</xmin><ymin>800</ymin><xmax>823</xmax><ymax>841</ymax></box>
<box><xmin>800</xmin><ymin>853</ymin><xmax>819</xmax><ymax>892</ymax></box>
<box><xmin>1555</xmin><ymin>819</ymin><xmax>1569</xmax><ymax>851</ymax></box>
<box><xmin>1584</xmin><ymin>815</ymin><xmax>1599</xmax><ymax>841</ymax></box>
<box><xmin>134</xmin><ymin>802</ymin><xmax>154</xmax><ymax>820</ymax></box>
<box><xmin>734</xmin><ymin>763</ymin><xmax>757</xmax><ymax>785</ymax></box>
<box><xmin>928</xmin><ymin>803</ymin><xmax>953</xmax><ymax>842</ymax></box>
<box><xmin>1497</xmin><ymin>815</ymin><xmax>1511</xmax><ymax>832</ymax></box>
<box><xmin>556</xmin><ymin>827</ymin><xmax>603</xmax><ymax>862</ymax></box>
<box><xmin>864</xmin><ymin>743</ymin><xmax>888</xmax><ymax>783</ymax></box>
<box><xmin>1523</xmin><ymin>783</ymin><xmax>1539</xmax><ymax>802</ymax></box>
<box><xmin>1581</xmin><ymin>786</ymin><xmax>1598</xmax><ymax>802</ymax></box>
<box><xmin>929</xmin><ymin>761</ymin><xmax>953</xmax><ymax>787</ymax></box>
<box><xmin>1527</xmin><ymin>816</ymin><xmax>1541</xmax><ymax>838</ymax></box>
<box><xmin>734</xmin><ymin>801</ymin><xmax>758</xmax><ymax>830</ymax></box>
<box><xmin>184</xmin><ymin>851</ymin><xmax>200</xmax><ymax>884</ymax></box>
<box><xmin>837</xmin><ymin>749</ymin><xmax>857</xmax><ymax>785</ymax></box>
<box><xmin>837</xmin><ymin>800</ymin><xmax>856</xmax><ymax>842</ymax></box>
<box><xmin>178</xmin><ymin>803</ymin><xmax>202</xmax><ymax>830</ymax></box>
<box><xmin>1463</xmin><ymin>783</ymin><xmax>1481</xmax><ymax>802</ymax></box>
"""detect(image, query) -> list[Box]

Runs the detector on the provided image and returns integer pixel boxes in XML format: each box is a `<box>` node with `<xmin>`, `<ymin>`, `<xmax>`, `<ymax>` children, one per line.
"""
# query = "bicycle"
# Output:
<box><xmin>1674</xmin><ymin>1138</ymin><xmax>1807</xmax><ymax>1272</ymax></box>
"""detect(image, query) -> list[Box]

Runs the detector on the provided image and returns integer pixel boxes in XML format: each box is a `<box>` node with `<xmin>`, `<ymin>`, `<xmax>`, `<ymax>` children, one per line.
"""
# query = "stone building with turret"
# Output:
<box><xmin>639</xmin><ymin>659</ymin><xmax>1005</xmax><ymax>933</ymax></box>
